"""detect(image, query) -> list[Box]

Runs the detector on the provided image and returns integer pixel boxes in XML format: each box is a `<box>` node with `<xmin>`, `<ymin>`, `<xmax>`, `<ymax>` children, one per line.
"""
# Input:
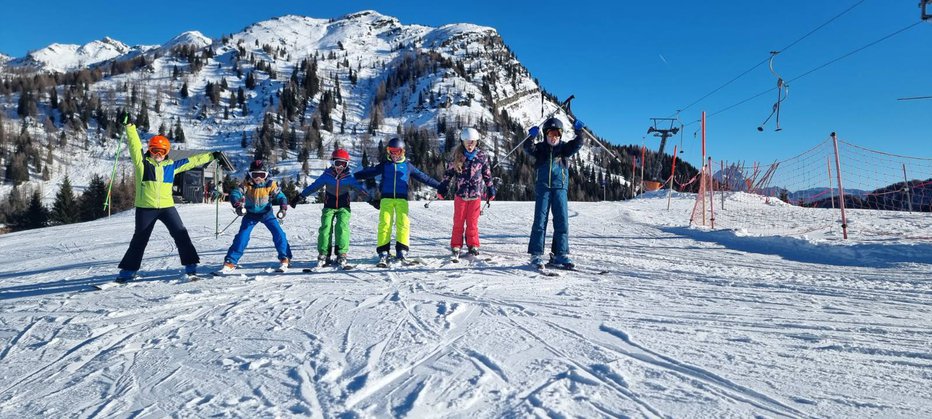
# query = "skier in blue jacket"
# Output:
<box><xmin>523</xmin><ymin>117</ymin><xmax>586</xmax><ymax>269</ymax></box>
<box><xmin>354</xmin><ymin>137</ymin><xmax>442</xmax><ymax>266</ymax></box>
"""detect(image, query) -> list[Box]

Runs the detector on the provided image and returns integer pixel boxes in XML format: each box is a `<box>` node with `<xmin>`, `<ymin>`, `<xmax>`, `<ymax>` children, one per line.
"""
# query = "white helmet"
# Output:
<box><xmin>459</xmin><ymin>127</ymin><xmax>481</xmax><ymax>143</ymax></box>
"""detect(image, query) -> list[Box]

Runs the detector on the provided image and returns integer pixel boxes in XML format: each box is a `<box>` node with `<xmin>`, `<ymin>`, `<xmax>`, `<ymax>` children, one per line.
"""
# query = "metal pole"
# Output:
<box><xmin>630</xmin><ymin>155</ymin><xmax>636</xmax><ymax>199</ymax></box>
<box><xmin>639</xmin><ymin>145</ymin><xmax>646</xmax><ymax>196</ymax></box>
<box><xmin>720</xmin><ymin>160</ymin><xmax>725</xmax><ymax>210</ymax></box>
<box><xmin>103</xmin><ymin>128</ymin><xmax>126</xmax><ymax>217</ymax></box>
<box><xmin>214</xmin><ymin>162</ymin><xmax>220</xmax><ymax>238</ymax></box>
<box><xmin>827</xmin><ymin>156</ymin><xmax>835</xmax><ymax>210</ymax></box>
<box><xmin>902</xmin><ymin>164</ymin><xmax>913</xmax><ymax>213</ymax></box>
<box><xmin>701</xmin><ymin>112</ymin><xmax>707</xmax><ymax>225</ymax></box>
<box><xmin>831</xmin><ymin>132</ymin><xmax>848</xmax><ymax>239</ymax></box>
<box><xmin>708</xmin><ymin>156</ymin><xmax>715</xmax><ymax>229</ymax></box>
<box><xmin>667</xmin><ymin>145</ymin><xmax>677</xmax><ymax>210</ymax></box>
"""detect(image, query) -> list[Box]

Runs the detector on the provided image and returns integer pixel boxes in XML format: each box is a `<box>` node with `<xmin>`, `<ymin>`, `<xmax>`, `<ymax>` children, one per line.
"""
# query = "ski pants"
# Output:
<box><xmin>119</xmin><ymin>207</ymin><xmax>199</xmax><ymax>271</ymax></box>
<box><xmin>451</xmin><ymin>196</ymin><xmax>482</xmax><ymax>249</ymax></box>
<box><xmin>528</xmin><ymin>187</ymin><xmax>570</xmax><ymax>257</ymax></box>
<box><xmin>224</xmin><ymin>210</ymin><xmax>292</xmax><ymax>264</ymax></box>
<box><xmin>318</xmin><ymin>207</ymin><xmax>352</xmax><ymax>256</ymax></box>
<box><xmin>376</xmin><ymin>198</ymin><xmax>410</xmax><ymax>254</ymax></box>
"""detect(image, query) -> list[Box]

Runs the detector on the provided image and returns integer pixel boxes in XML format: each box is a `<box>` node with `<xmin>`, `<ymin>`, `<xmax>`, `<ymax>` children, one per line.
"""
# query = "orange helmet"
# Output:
<box><xmin>148</xmin><ymin>135</ymin><xmax>171</xmax><ymax>157</ymax></box>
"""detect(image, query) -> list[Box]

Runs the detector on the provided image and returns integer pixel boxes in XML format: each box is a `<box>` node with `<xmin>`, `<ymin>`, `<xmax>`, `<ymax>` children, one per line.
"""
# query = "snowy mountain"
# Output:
<box><xmin>0</xmin><ymin>53</ymin><xmax>10</xmax><ymax>65</ymax></box>
<box><xmin>0</xmin><ymin>193</ymin><xmax>929</xmax><ymax>416</ymax></box>
<box><xmin>0</xmin><ymin>10</ymin><xmax>631</xmax><ymax>211</ymax></box>
<box><xmin>7</xmin><ymin>37</ymin><xmax>141</xmax><ymax>72</ymax></box>
<box><xmin>160</xmin><ymin>30</ymin><xmax>212</xmax><ymax>51</ymax></box>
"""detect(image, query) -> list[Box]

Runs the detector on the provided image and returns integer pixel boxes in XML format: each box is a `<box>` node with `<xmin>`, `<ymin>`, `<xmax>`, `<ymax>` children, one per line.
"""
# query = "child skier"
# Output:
<box><xmin>292</xmin><ymin>149</ymin><xmax>369</xmax><ymax>269</ymax></box>
<box><xmin>437</xmin><ymin>127</ymin><xmax>496</xmax><ymax>261</ymax></box>
<box><xmin>523</xmin><ymin>117</ymin><xmax>586</xmax><ymax>269</ymax></box>
<box><xmin>115</xmin><ymin>111</ymin><xmax>221</xmax><ymax>281</ymax></box>
<box><xmin>354</xmin><ymin>137</ymin><xmax>442</xmax><ymax>266</ymax></box>
<box><xmin>218</xmin><ymin>160</ymin><xmax>293</xmax><ymax>273</ymax></box>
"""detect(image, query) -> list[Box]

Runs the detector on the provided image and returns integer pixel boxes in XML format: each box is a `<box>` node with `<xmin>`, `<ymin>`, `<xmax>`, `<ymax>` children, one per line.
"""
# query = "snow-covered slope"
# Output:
<box><xmin>0</xmin><ymin>194</ymin><xmax>929</xmax><ymax>417</ymax></box>
<box><xmin>160</xmin><ymin>30</ymin><xmax>212</xmax><ymax>51</ymax></box>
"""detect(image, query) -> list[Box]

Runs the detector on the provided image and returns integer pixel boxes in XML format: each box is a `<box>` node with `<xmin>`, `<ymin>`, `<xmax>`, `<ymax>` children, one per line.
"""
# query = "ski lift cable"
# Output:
<box><xmin>681</xmin><ymin>20</ymin><xmax>923</xmax><ymax>126</ymax></box>
<box><xmin>674</xmin><ymin>0</ymin><xmax>868</xmax><ymax>115</ymax></box>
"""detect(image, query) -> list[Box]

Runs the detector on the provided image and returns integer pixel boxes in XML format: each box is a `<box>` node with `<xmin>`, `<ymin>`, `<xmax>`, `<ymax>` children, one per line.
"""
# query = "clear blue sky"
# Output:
<box><xmin>2</xmin><ymin>0</ymin><xmax>930</xmax><ymax>169</ymax></box>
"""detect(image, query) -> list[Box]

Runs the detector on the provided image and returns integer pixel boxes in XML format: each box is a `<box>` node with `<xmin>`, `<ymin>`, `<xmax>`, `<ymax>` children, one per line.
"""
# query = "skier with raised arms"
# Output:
<box><xmin>523</xmin><ymin>117</ymin><xmax>586</xmax><ymax>270</ymax></box>
<box><xmin>115</xmin><ymin>111</ymin><xmax>223</xmax><ymax>282</ymax></box>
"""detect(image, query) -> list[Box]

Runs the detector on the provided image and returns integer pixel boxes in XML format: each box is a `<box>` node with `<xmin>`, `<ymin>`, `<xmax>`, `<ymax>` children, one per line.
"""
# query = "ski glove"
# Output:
<box><xmin>277</xmin><ymin>205</ymin><xmax>287</xmax><ymax>219</ymax></box>
<box><xmin>211</xmin><ymin>151</ymin><xmax>224</xmax><ymax>161</ymax></box>
<box><xmin>117</xmin><ymin>110</ymin><xmax>130</xmax><ymax>126</ymax></box>
<box><xmin>487</xmin><ymin>186</ymin><xmax>497</xmax><ymax>200</ymax></box>
<box><xmin>368</xmin><ymin>199</ymin><xmax>381</xmax><ymax>210</ymax></box>
<box><xmin>573</xmin><ymin>119</ymin><xmax>585</xmax><ymax>131</ymax></box>
<box><xmin>235</xmin><ymin>207</ymin><xmax>245</xmax><ymax>217</ymax></box>
<box><xmin>437</xmin><ymin>182</ymin><xmax>449</xmax><ymax>198</ymax></box>
<box><xmin>527</xmin><ymin>126</ymin><xmax>540</xmax><ymax>139</ymax></box>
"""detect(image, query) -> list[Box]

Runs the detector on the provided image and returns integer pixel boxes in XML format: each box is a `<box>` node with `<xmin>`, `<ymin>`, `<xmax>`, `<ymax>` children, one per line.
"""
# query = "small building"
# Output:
<box><xmin>168</xmin><ymin>149</ymin><xmax>233</xmax><ymax>204</ymax></box>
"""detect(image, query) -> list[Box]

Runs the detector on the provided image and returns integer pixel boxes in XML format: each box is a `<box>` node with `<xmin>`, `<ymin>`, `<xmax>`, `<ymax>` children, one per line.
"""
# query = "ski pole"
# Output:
<box><xmin>563</xmin><ymin>103</ymin><xmax>626</xmax><ymax>164</ymax></box>
<box><xmin>103</xmin><ymin>128</ymin><xmax>126</xmax><ymax>216</ymax></box>
<box><xmin>424</xmin><ymin>194</ymin><xmax>436</xmax><ymax>208</ymax></box>
<box><xmin>217</xmin><ymin>210</ymin><xmax>242</xmax><ymax>236</ymax></box>
<box><xmin>492</xmin><ymin>96</ymin><xmax>574</xmax><ymax>171</ymax></box>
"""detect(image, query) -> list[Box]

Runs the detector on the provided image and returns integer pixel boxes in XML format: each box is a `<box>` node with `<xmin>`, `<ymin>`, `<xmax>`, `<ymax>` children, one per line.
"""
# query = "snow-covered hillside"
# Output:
<box><xmin>1</xmin><ymin>193</ymin><xmax>929</xmax><ymax>417</ymax></box>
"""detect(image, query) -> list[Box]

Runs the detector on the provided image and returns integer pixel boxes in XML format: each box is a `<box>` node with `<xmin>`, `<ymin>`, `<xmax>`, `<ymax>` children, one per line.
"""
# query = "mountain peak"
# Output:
<box><xmin>162</xmin><ymin>31</ymin><xmax>212</xmax><ymax>50</ymax></box>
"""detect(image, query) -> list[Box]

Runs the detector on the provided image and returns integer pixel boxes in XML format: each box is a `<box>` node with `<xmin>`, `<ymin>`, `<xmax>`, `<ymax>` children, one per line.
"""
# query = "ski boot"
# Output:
<box><xmin>548</xmin><ymin>254</ymin><xmax>575</xmax><ymax>270</ymax></box>
<box><xmin>451</xmin><ymin>247</ymin><xmax>461</xmax><ymax>263</ymax></box>
<box><xmin>185</xmin><ymin>264</ymin><xmax>201</xmax><ymax>281</ymax></box>
<box><xmin>219</xmin><ymin>262</ymin><xmax>236</xmax><ymax>275</ymax></box>
<box><xmin>335</xmin><ymin>254</ymin><xmax>353</xmax><ymax>270</ymax></box>
<box><xmin>377</xmin><ymin>251</ymin><xmax>390</xmax><ymax>268</ymax></box>
<box><xmin>115</xmin><ymin>269</ymin><xmax>138</xmax><ymax>284</ymax></box>
<box><xmin>530</xmin><ymin>254</ymin><xmax>545</xmax><ymax>270</ymax></box>
<box><xmin>467</xmin><ymin>246</ymin><xmax>480</xmax><ymax>256</ymax></box>
<box><xmin>396</xmin><ymin>249</ymin><xmax>408</xmax><ymax>264</ymax></box>
<box><xmin>276</xmin><ymin>258</ymin><xmax>290</xmax><ymax>273</ymax></box>
<box><xmin>317</xmin><ymin>253</ymin><xmax>330</xmax><ymax>267</ymax></box>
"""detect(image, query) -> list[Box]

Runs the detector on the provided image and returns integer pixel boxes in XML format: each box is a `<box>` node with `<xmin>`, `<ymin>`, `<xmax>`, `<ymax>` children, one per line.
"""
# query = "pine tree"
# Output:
<box><xmin>174</xmin><ymin>120</ymin><xmax>186</xmax><ymax>143</ymax></box>
<box><xmin>79</xmin><ymin>174</ymin><xmax>108</xmax><ymax>221</ymax></box>
<box><xmin>50</xmin><ymin>175</ymin><xmax>80</xmax><ymax>225</ymax></box>
<box><xmin>180</xmin><ymin>82</ymin><xmax>189</xmax><ymax>98</ymax></box>
<box><xmin>21</xmin><ymin>191</ymin><xmax>50</xmax><ymax>230</ymax></box>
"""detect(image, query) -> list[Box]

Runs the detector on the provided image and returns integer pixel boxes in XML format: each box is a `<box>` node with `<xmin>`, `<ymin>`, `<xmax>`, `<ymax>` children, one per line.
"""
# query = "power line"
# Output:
<box><xmin>675</xmin><ymin>0</ymin><xmax>868</xmax><ymax>115</ymax></box>
<box><xmin>683</xmin><ymin>20</ymin><xmax>923</xmax><ymax>126</ymax></box>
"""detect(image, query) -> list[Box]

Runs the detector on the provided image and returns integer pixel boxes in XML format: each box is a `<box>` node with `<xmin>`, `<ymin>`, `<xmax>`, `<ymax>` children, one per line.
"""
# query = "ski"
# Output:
<box><xmin>536</xmin><ymin>266</ymin><xmax>562</xmax><ymax>277</ymax></box>
<box><xmin>93</xmin><ymin>275</ymin><xmax>141</xmax><ymax>290</ymax></box>
<box><xmin>185</xmin><ymin>273</ymin><xmax>204</xmax><ymax>281</ymax></box>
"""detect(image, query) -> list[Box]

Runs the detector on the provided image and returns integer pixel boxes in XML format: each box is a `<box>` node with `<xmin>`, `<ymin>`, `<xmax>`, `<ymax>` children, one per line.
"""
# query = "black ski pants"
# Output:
<box><xmin>118</xmin><ymin>207</ymin><xmax>199</xmax><ymax>271</ymax></box>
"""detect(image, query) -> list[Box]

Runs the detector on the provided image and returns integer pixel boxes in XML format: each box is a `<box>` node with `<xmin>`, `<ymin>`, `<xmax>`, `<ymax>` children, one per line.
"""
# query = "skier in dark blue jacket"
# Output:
<box><xmin>523</xmin><ymin>117</ymin><xmax>586</xmax><ymax>269</ymax></box>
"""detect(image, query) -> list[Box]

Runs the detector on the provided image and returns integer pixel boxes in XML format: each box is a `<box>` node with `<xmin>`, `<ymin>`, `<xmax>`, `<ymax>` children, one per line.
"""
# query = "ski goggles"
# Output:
<box><xmin>250</xmin><ymin>171</ymin><xmax>268</xmax><ymax>179</ymax></box>
<box><xmin>387</xmin><ymin>147</ymin><xmax>404</xmax><ymax>157</ymax></box>
<box><xmin>332</xmin><ymin>160</ymin><xmax>348</xmax><ymax>168</ymax></box>
<box><xmin>149</xmin><ymin>147</ymin><xmax>168</xmax><ymax>158</ymax></box>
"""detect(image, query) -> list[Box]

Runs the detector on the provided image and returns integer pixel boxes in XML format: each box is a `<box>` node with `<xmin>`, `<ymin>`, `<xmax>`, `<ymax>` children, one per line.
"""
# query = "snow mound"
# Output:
<box><xmin>14</xmin><ymin>37</ymin><xmax>130</xmax><ymax>72</ymax></box>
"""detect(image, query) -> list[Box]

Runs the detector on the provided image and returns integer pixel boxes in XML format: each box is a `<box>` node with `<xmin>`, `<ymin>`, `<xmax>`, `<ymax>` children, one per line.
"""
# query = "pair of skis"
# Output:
<box><xmin>93</xmin><ymin>272</ymin><xmax>203</xmax><ymax>290</ymax></box>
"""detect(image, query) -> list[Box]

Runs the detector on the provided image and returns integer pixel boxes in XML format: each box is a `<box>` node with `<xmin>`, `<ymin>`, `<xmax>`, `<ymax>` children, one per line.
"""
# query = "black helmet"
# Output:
<box><xmin>249</xmin><ymin>160</ymin><xmax>268</xmax><ymax>172</ymax></box>
<box><xmin>542</xmin><ymin>118</ymin><xmax>563</xmax><ymax>136</ymax></box>
<box><xmin>387</xmin><ymin>137</ymin><xmax>405</xmax><ymax>150</ymax></box>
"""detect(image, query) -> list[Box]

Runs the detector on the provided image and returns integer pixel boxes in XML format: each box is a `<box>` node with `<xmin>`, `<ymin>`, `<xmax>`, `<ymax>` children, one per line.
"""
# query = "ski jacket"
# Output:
<box><xmin>298</xmin><ymin>167</ymin><xmax>367</xmax><ymax>209</ymax></box>
<box><xmin>522</xmin><ymin>133</ymin><xmax>584</xmax><ymax>190</ymax></box>
<box><xmin>231</xmin><ymin>178</ymin><xmax>287</xmax><ymax>214</ymax></box>
<box><xmin>441</xmin><ymin>148</ymin><xmax>492</xmax><ymax>200</ymax></box>
<box><xmin>353</xmin><ymin>157</ymin><xmax>440</xmax><ymax>199</ymax></box>
<box><xmin>126</xmin><ymin>124</ymin><xmax>214</xmax><ymax>209</ymax></box>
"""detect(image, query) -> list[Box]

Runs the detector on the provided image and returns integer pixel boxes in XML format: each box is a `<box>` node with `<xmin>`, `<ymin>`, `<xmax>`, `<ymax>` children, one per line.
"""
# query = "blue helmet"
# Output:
<box><xmin>542</xmin><ymin>118</ymin><xmax>563</xmax><ymax>136</ymax></box>
<box><xmin>387</xmin><ymin>137</ymin><xmax>405</xmax><ymax>150</ymax></box>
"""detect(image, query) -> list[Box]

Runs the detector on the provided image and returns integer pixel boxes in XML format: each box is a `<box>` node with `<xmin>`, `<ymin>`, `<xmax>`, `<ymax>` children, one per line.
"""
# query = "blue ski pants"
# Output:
<box><xmin>528</xmin><ymin>187</ymin><xmax>569</xmax><ymax>256</ymax></box>
<box><xmin>224</xmin><ymin>210</ymin><xmax>292</xmax><ymax>264</ymax></box>
<box><xmin>119</xmin><ymin>207</ymin><xmax>199</xmax><ymax>271</ymax></box>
